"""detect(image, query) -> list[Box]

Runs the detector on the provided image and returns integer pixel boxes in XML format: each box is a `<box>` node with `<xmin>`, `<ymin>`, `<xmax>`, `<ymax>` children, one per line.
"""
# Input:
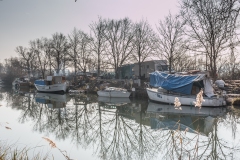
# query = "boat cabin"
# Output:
<box><xmin>35</xmin><ymin>76</ymin><xmax>66</xmax><ymax>86</ymax></box>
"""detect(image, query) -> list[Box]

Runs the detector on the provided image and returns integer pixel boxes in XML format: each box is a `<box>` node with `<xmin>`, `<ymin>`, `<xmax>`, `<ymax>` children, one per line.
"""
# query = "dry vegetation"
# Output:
<box><xmin>0</xmin><ymin>126</ymin><xmax>72</xmax><ymax>160</ymax></box>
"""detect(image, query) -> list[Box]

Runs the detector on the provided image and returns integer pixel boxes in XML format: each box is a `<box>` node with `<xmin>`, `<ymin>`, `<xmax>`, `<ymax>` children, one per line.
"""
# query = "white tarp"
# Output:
<box><xmin>203</xmin><ymin>78</ymin><xmax>215</xmax><ymax>97</ymax></box>
<box><xmin>215</xmin><ymin>80</ymin><xmax>225</xmax><ymax>88</ymax></box>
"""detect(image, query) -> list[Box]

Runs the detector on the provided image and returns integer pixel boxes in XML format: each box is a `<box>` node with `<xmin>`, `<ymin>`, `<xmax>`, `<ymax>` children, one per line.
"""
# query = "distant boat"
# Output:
<box><xmin>97</xmin><ymin>87</ymin><xmax>131</xmax><ymax>98</ymax></box>
<box><xmin>146</xmin><ymin>71</ymin><xmax>226</xmax><ymax>107</ymax></box>
<box><xmin>34</xmin><ymin>76</ymin><xmax>69</xmax><ymax>93</ymax></box>
<box><xmin>12</xmin><ymin>77</ymin><xmax>30</xmax><ymax>88</ymax></box>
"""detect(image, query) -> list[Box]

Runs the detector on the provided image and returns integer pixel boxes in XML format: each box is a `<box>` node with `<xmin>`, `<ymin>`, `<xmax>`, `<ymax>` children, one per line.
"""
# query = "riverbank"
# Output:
<box><xmin>70</xmin><ymin>78</ymin><xmax>149</xmax><ymax>99</ymax></box>
<box><xmin>223</xmin><ymin>80</ymin><xmax>240</xmax><ymax>105</ymax></box>
<box><xmin>82</xmin><ymin>78</ymin><xmax>240</xmax><ymax>105</ymax></box>
<box><xmin>5</xmin><ymin>77</ymin><xmax>240</xmax><ymax>106</ymax></box>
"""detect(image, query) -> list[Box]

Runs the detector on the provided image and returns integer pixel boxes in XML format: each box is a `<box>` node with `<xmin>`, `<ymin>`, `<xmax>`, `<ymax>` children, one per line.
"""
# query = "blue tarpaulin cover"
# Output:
<box><xmin>34</xmin><ymin>80</ymin><xmax>45</xmax><ymax>85</ymax></box>
<box><xmin>149</xmin><ymin>72</ymin><xmax>202</xmax><ymax>95</ymax></box>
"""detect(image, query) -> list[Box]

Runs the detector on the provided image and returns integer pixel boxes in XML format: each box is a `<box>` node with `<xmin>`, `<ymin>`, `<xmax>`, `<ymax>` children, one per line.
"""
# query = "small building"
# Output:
<box><xmin>118</xmin><ymin>60</ymin><xmax>168</xmax><ymax>79</ymax></box>
<box><xmin>118</xmin><ymin>64</ymin><xmax>135</xmax><ymax>79</ymax></box>
<box><xmin>54</xmin><ymin>69</ymin><xmax>70</xmax><ymax>76</ymax></box>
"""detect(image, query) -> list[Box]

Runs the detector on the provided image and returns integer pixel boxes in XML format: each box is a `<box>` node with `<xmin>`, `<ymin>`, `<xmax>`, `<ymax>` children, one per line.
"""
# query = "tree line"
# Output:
<box><xmin>1</xmin><ymin>0</ymin><xmax>240</xmax><ymax>84</ymax></box>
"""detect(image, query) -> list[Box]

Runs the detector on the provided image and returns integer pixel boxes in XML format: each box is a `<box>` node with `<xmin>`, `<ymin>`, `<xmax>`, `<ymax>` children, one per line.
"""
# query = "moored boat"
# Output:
<box><xmin>97</xmin><ymin>87</ymin><xmax>131</xmax><ymax>98</ymax></box>
<box><xmin>34</xmin><ymin>76</ymin><xmax>69</xmax><ymax>93</ymax></box>
<box><xmin>12</xmin><ymin>77</ymin><xmax>30</xmax><ymax>88</ymax></box>
<box><xmin>146</xmin><ymin>71</ymin><xmax>226</xmax><ymax>107</ymax></box>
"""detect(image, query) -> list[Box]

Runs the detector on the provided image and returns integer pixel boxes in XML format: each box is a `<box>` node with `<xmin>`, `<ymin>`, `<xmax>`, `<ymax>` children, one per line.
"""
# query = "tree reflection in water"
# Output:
<box><xmin>2</xmin><ymin>88</ymin><xmax>240</xmax><ymax>160</ymax></box>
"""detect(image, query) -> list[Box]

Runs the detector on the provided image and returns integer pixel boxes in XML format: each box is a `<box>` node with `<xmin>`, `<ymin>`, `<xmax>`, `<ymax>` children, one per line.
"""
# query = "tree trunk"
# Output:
<box><xmin>27</xmin><ymin>61</ymin><xmax>30</xmax><ymax>78</ymax></box>
<box><xmin>169</xmin><ymin>56</ymin><xmax>172</xmax><ymax>74</ymax></box>
<box><xmin>98</xmin><ymin>52</ymin><xmax>100</xmax><ymax>77</ymax></box>
<box><xmin>138</xmin><ymin>61</ymin><xmax>141</xmax><ymax>79</ymax></box>
<box><xmin>74</xmin><ymin>60</ymin><xmax>77</xmax><ymax>83</ymax></box>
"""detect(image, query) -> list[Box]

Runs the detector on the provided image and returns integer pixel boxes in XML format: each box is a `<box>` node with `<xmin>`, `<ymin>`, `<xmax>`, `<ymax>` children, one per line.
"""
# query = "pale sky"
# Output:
<box><xmin>0</xmin><ymin>0</ymin><xmax>179</xmax><ymax>62</ymax></box>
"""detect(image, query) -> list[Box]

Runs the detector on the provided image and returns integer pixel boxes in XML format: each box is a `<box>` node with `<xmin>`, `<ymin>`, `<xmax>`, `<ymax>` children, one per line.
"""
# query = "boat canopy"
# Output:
<box><xmin>149</xmin><ymin>71</ymin><xmax>214</xmax><ymax>96</ymax></box>
<box><xmin>34</xmin><ymin>80</ymin><xmax>45</xmax><ymax>85</ymax></box>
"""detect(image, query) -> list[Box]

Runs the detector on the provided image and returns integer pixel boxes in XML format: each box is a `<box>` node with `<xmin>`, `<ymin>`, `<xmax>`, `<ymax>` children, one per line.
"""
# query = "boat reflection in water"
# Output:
<box><xmin>35</xmin><ymin>92</ymin><xmax>67</xmax><ymax>109</ymax></box>
<box><xmin>146</xmin><ymin>102</ymin><xmax>227</xmax><ymax>135</ymax></box>
<box><xmin>2</xmin><ymin>86</ymin><xmax>239</xmax><ymax>160</ymax></box>
<box><xmin>97</xmin><ymin>96</ymin><xmax>131</xmax><ymax>106</ymax></box>
<box><xmin>12</xmin><ymin>86</ymin><xmax>35</xmax><ymax>97</ymax></box>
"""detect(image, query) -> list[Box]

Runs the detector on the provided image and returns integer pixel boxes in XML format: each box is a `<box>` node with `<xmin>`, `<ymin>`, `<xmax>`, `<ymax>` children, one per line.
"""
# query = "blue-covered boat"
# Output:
<box><xmin>146</xmin><ymin>71</ymin><xmax>226</xmax><ymax>107</ymax></box>
<box><xmin>34</xmin><ymin>76</ymin><xmax>69</xmax><ymax>93</ymax></box>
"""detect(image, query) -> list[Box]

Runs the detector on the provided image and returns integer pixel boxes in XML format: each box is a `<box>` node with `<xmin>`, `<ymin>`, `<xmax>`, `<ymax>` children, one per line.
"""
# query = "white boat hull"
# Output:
<box><xmin>35</xmin><ymin>82</ymin><xmax>68</xmax><ymax>93</ymax></box>
<box><xmin>146</xmin><ymin>88</ymin><xmax>226</xmax><ymax>107</ymax></box>
<box><xmin>97</xmin><ymin>90</ymin><xmax>131</xmax><ymax>98</ymax></box>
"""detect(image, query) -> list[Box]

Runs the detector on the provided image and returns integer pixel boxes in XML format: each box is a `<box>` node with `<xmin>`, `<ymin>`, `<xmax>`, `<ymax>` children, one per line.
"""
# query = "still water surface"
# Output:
<box><xmin>0</xmin><ymin>87</ymin><xmax>240</xmax><ymax>160</ymax></box>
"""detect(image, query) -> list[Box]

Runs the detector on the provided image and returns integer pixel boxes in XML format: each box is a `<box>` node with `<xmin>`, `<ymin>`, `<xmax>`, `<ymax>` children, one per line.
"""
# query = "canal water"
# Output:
<box><xmin>0</xmin><ymin>86</ymin><xmax>240</xmax><ymax>160</ymax></box>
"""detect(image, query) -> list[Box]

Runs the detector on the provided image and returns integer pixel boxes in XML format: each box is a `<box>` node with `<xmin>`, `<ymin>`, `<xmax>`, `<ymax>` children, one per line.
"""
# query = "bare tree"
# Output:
<box><xmin>89</xmin><ymin>17</ymin><xmax>107</xmax><ymax>76</ymax></box>
<box><xmin>180</xmin><ymin>0</ymin><xmax>240</xmax><ymax>80</ymax></box>
<box><xmin>87</xmin><ymin>58</ymin><xmax>97</xmax><ymax>73</ymax></box>
<box><xmin>29</xmin><ymin>38</ymin><xmax>49</xmax><ymax>78</ymax></box>
<box><xmin>0</xmin><ymin>62</ymin><xmax>3</xmax><ymax>74</ymax></box>
<box><xmin>15</xmin><ymin>46</ymin><xmax>35</xmax><ymax>77</ymax></box>
<box><xmin>104</xmin><ymin>18</ymin><xmax>135</xmax><ymax>78</ymax></box>
<box><xmin>156</xmin><ymin>13</ymin><xmax>187</xmax><ymax>73</ymax></box>
<box><xmin>69</xmin><ymin>28</ymin><xmax>93</xmax><ymax>81</ymax></box>
<box><xmin>42</xmin><ymin>38</ymin><xmax>54</xmax><ymax>76</ymax></box>
<box><xmin>173</xmin><ymin>53</ymin><xmax>196</xmax><ymax>72</ymax></box>
<box><xmin>68</xmin><ymin>28</ymin><xmax>80</xmax><ymax>81</ymax></box>
<box><xmin>217</xmin><ymin>54</ymin><xmax>240</xmax><ymax>80</ymax></box>
<box><xmin>133</xmin><ymin>19</ymin><xmax>157</xmax><ymax>79</ymax></box>
<box><xmin>0</xmin><ymin>57</ymin><xmax>24</xmax><ymax>84</ymax></box>
<box><xmin>77</xmin><ymin>31</ymin><xmax>92</xmax><ymax>75</ymax></box>
<box><xmin>228</xmin><ymin>35</ymin><xmax>240</xmax><ymax>79</ymax></box>
<box><xmin>51</xmin><ymin>32</ymin><xmax>69</xmax><ymax>75</ymax></box>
